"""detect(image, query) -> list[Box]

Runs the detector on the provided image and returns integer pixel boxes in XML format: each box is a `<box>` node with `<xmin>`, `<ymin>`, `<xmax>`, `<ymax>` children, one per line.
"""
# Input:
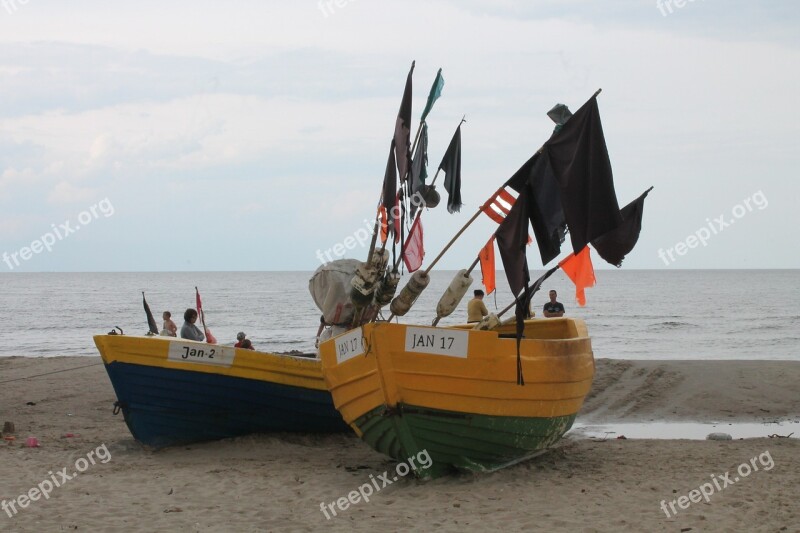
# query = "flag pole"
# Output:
<box><xmin>494</xmin><ymin>266</ymin><xmax>561</xmax><ymax>319</ymax></box>
<box><xmin>421</xmin><ymin>185</ymin><xmax>494</xmax><ymax>277</ymax></box>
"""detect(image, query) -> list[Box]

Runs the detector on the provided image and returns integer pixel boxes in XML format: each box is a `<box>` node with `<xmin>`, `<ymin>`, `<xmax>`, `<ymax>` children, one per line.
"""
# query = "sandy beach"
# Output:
<box><xmin>1</xmin><ymin>356</ymin><xmax>798</xmax><ymax>532</ymax></box>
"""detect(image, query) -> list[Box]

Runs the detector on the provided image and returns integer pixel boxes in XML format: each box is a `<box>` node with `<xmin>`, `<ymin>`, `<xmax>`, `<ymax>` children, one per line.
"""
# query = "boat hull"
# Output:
<box><xmin>319</xmin><ymin>319</ymin><xmax>594</xmax><ymax>477</ymax></box>
<box><xmin>95</xmin><ymin>335</ymin><xmax>348</xmax><ymax>448</ymax></box>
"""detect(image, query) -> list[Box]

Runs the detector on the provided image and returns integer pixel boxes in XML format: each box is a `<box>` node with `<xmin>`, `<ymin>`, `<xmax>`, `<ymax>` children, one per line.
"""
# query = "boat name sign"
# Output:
<box><xmin>405</xmin><ymin>327</ymin><xmax>468</xmax><ymax>358</ymax></box>
<box><xmin>167</xmin><ymin>341</ymin><xmax>235</xmax><ymax>367</ymax></box>
<box><xmin>335</xmin><ymin>328</ymin><xmax>366</xmax><ymax>364</ymax></box>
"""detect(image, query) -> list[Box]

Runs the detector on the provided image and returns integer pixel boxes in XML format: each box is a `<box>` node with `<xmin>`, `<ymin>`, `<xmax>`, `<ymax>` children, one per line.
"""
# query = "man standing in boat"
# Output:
<box><xmin>543</xmin><ymin>290</ymin><xmax>565</xmax><ymax>318</ymax></box>
<box><xmin>467</xmin><ymin>290</ymin><xmax>489</xmax><ymax>323</ymax></box>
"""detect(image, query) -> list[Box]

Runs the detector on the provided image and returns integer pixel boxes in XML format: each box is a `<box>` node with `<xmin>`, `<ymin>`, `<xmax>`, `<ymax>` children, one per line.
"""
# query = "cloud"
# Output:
<box><xmin>47</xmin><ymin>180</ymin><xmax>97</xmax><ymax>204</ymax></box>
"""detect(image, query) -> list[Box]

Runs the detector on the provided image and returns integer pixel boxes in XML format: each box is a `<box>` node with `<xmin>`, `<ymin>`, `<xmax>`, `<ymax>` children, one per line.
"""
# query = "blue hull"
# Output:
<box><xmin>104</xmin><ymin>361</ymin><xmax>349</xmax><ymax>448</ymax></box>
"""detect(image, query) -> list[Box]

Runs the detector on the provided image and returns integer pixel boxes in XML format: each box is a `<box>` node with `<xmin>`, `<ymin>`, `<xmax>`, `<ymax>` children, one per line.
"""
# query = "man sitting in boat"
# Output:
<box><xmin>180</xmin><ymin>308</ymin><xmax>205</xmax><ymax>341</ymax></box>
<box><xmin>542</xmin><ymin>290</ymin><xmax>565</xmax><ymax>318</ymax></box>
<box><xmin>467</xmin><ymin>290</ymin><xmax>489</xmax><ymax>323</ymax></box>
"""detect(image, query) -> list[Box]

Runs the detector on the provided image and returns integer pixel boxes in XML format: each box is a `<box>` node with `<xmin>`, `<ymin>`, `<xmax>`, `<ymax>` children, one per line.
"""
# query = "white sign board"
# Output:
<box><xmin>167</xmin><ymin>341</ymin><xmax>235</xmax><ymax>367</ymax></box>
<box><xmin>405</xmin><ymin>327</ymin><xmax>469</xmax><ymax>358</ymax></box>
<box><xmin>335</xmin><ymin>328</ymin><xmax>366</xmax><ymax>364</ymax></box>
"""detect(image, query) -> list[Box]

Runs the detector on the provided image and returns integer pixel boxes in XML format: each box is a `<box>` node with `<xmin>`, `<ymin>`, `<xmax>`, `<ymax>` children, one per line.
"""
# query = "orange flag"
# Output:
<box><xmin>558</xmin><ymin>246</ymin><xmax>595</xmax><ymax>306</ymax></box>
<box><xmin>378</xmin><ymin>197</ymin><xmax>401</xmax><ymax>245</ymax></box>
<box><xmin>379</xmin><ymin>206</ymin><xmax>388</xmax><ymax>244</ymax></box>
<box><xmin>479</xmin><ymin>236</ymin><xmax>496</xmax><ymax>295</ymax></box>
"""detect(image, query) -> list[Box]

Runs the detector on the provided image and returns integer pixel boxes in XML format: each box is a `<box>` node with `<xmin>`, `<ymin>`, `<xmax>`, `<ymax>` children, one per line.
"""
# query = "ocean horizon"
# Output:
<box><xmin>1</xmin><ymin>269</ymin><xmax>798</xmax><ymax>360</ymax></box>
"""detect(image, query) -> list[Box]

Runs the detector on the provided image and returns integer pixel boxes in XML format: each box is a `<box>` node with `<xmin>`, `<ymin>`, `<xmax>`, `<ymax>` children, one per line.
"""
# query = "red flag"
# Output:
<box><xmin>195</xmin><ymin>287</ymin><xmax>217</xmax><ymax>344</ymax></box>
<box><xmin>481</xmin><ymin>187</ymin><xmax>517</xmax><ymax>223</ymax></box>
<box><xmin>479</xmin><ymin>236</ymin><xmax>496</xmax><ymax>295</ymax></box>
<box><xmin>558</xmin><ymin>246</ymin><xmax>596</xmax><ymax>306</ymax></box>
<box><xmin>402</xmin><ymin>215</ymin><xmax>424</xmax><ymax>272</ymax></box>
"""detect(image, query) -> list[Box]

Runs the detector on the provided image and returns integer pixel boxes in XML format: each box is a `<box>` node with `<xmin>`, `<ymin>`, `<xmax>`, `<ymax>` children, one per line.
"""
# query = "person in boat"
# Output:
<box><xmin>161</xmin><ymin>311</ymin><xmax>177</xmax><ymax>337</ymax></box>
<box><xmin>467</xmin><ymin>290</ymin><xmax>489</xmax><ymax>323</ymax></box>
<box><xmin>180</xmin><ymin>308</ymin><xmax>205</xmax><ymax>341</ymax></box>
<box><xmin>542</xmin><ymin>290</ymin><xmax>565</xmax><ymax>318</ymax></box>
<box><xmin>241</xmin><ymin>339</ymin><xmax>255</xmax><ymax>350</ymax></box>
<box><xmin>235</xmin><ymin>332</ymin><xmax>247</xmax><ymax>348</ymax></box>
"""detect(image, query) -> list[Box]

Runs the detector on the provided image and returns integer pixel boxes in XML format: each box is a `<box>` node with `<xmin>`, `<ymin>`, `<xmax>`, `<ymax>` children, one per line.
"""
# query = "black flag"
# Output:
<box><xmin>504</xmin><ymin>151</ymin><xmax>567</xmax><ymax>265</ymax></box>
<box><xmin>545</xmin><ymin>96</ymin><xmax>622</xmax><ymax>254</ymax></box>
<box><xmin>394</xmin><ymin>61</ymin><xmax>414</xmax><ymax>182</ymax></box>
<box><xmin>592</xmin><ymin>187</ymin><xmax>652</xmax><ymax>267</ymax></box>
<box><xmin>438</xmin><ymin>124</ymin><xmax>462</xmax><ymax>213</ymax></box>
<box><xmin>142</xmin><ymin>292</ymin><xmax>158</xmax><ymax>335</ymax></box>
<box><xmin>495</xmin><ymin>187</ymin><xmax>530</xmax><ymax>297</ymax></box>
<box><xmin>409</xmin><ymin>123</ymin><xmax>428</xmax><ymax>218</ymax></box>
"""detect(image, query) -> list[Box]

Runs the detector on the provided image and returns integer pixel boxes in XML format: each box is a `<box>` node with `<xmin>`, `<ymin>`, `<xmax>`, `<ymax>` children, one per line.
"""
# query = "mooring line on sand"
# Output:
<box><xmin>0</xmin><ymin>362</ymin><xmax>103</xmax><ymax>384</ymax></box>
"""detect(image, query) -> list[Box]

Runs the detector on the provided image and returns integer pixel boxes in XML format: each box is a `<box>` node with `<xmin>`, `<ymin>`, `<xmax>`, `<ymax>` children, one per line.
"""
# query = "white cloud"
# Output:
<box><xmin>47</xmin><ymin>180</ymin><xmax>97</xmax><ymax>204</ymax></box>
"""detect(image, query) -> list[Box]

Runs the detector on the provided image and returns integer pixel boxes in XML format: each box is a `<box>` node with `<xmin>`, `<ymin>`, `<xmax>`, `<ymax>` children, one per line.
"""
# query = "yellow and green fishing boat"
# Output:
<box><xmin>319</xmin><ymin>318</ymin><xmax>594</xmax><ymax>478</ymax></box>
<box><xmin>314</xmin><ymin>75</ymin><xmax>645</xmax><ymax>478</ymax></box>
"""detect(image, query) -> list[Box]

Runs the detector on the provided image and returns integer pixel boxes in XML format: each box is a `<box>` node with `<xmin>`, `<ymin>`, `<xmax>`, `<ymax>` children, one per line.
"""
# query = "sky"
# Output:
<box><xmin>0</xmin><ymin>0</ymin><xmax>798</xmax><ymax>272</ymax></box>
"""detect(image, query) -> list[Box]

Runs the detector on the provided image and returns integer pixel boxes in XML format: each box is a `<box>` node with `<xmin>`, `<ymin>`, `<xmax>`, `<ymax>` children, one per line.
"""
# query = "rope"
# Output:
<box><xmin>0</xmin><ymin>362</ymin><xmax>103</xmax><ymax>384</ymax></box>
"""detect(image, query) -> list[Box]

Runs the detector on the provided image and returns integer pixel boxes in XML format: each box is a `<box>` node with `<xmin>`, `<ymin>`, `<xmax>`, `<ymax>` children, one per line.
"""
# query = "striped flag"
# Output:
<box><xmin>481</xmin><ymin>187</ymin><xmax>517</xmax><ymax>224</ymax></box>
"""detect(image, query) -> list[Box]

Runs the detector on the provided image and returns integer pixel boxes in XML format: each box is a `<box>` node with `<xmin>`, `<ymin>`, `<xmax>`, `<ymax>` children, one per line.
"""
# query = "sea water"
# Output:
<box><xmin>0</xmin><ymin>270</ymin><xmax>798</xmax><ymax>359</ymax></box>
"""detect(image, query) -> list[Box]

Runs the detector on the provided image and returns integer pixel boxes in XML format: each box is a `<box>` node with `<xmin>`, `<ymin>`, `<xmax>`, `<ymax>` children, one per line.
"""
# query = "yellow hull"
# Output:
<box><xmin>95</xmin><ymin>334</ymin><xmax>328</xmax><ymax>391</ymax></box>
<box><xmin>319</xmin><ymin>318</ymin><xmax>595</xmax><ymax>430</ymax></box>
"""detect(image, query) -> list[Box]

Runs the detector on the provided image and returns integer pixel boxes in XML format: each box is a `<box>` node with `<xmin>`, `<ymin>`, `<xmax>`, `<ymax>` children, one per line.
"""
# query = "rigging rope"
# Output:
<box><xmin>0</xmin><ymin>362</ymin><xmax>103</xmax><ymax>384</ymax></box>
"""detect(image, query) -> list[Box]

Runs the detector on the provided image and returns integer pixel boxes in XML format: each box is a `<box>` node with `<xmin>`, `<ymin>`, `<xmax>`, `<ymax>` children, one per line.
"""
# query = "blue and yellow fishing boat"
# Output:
<box><xmin>94</xmin><ymin>334</ymin><xmax>348</xmax><ymax>448</ymax></box>
<box><xmin>319</xmin><ymin>318</ymin><xmax>594</xmax><ymax>478</ymax></box>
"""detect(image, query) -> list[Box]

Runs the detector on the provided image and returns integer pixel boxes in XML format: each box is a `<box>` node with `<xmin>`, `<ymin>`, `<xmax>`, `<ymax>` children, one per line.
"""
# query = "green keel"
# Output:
<box><xmin>354</xmin><ymin>404</ymin><xmax>576</xmax><ymax>478</ymax></box>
